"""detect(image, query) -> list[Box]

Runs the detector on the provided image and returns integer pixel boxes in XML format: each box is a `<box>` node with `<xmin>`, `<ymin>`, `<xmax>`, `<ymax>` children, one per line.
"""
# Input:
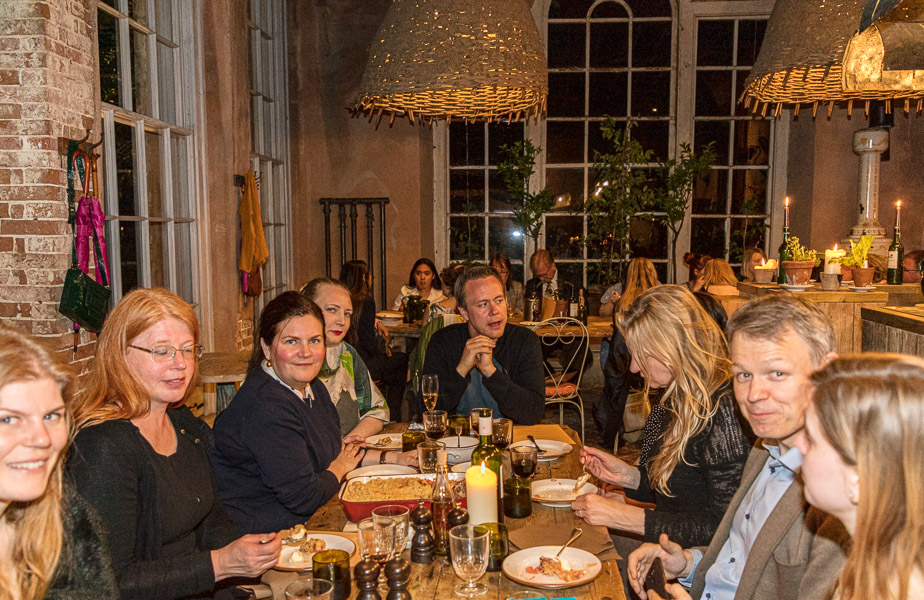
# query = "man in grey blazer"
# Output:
<box><xmin>628</xmin><ymin>295</ymin><xmax>852</xmax><ymax>600</ymax></box>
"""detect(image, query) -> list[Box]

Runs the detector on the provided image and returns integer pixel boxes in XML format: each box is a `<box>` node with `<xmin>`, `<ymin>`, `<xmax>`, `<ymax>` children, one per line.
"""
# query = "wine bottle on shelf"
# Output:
<box><xmin>430</xmin><ymin>464</ymin><xmax>454</xmax><ymax>556</ymax></box>
<box><xmin>888</xmin><ymin>207</ymin><xmax>904</xmax><ymax>284</ymax></box>
<box><xmin>469</xmin><ymin>409</ymin><xmax>504</xmax><ymax>524</ymax></box>
<box><xmin>576</xmin><ymin>289</ymin><xmax>588</xmax><ymax>325</ymax></box>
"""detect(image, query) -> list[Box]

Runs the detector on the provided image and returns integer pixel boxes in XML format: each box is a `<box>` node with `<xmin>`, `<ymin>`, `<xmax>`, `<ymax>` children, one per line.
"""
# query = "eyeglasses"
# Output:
<box><xmin>129</xmin><ymin>344</ymin><xmax>203</xmax><ymax>362</ymax></box>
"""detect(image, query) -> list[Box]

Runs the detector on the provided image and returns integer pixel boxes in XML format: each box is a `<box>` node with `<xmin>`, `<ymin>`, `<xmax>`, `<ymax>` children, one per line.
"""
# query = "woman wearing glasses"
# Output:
<box><xmin>68</xmin><ymin>288</ymin><xmax>281</xmax><ymax>600</ymax></box>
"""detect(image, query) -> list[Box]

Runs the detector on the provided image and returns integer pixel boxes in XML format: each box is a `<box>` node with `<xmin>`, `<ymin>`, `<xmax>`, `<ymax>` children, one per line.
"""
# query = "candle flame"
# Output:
<box><xmin>897</xmin><ymin>199</ymin><xmax>902</xmax><ymax>208</ymax></box>
<box><xmin>760</xmin><ymin>258</ymin><xmax>766</xmax><ymax>267</ymax></box>
<box><xmin>784</xmin><ymin>196</ymin><xmax>790</xmax><ymax>207</ymax></box>
<box><xmin>480</xmin><ymin>461</ymin><xmax>486</xmax><ymax>474</ymax></box>
<box><xmin>833</xmin><ymin>243</ymin><xmax>838</xmax><ymax>251</ymax></box>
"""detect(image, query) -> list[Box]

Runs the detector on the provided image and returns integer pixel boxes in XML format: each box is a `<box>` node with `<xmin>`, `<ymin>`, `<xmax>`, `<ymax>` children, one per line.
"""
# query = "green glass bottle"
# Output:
<box><xmin>887</xmin><ymin>226</ymin><xmax>904</xmax><ymax>284</ymax></box>
<box><xmin>469</xmin><ymin>408</ymin><xmax>504</xmax><ymax>524</ymax></box>
<box><xmin>576</xmin><ymin>289</ymin><xmax>588</xmax><ymax>325</ymax></box>
<box><xmin>777</xmin><ymin>226</ymin><xmax>791</xmax><ymax>284</ymax></box>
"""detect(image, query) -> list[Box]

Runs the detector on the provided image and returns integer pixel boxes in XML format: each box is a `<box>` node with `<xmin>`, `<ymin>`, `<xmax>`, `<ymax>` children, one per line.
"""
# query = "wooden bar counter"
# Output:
<box><xmin>278</xmin><ymin>423</ymin><xmax>627</xmax><ymax>600</ymax></box>
<box><xmin>720</xmin><ymin>283</ymin><xmax>889</xmax><ymax>354</ymax></box>
<box><xmin>861</xmin><ymin>305</ymin><xmax>924</xmax><ymax>356</ymax></box>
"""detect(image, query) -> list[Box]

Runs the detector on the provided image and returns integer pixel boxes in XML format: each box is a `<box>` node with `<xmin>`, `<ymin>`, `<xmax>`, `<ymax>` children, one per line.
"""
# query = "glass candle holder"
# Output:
<box><xmin>473</xmin><ymin>522</ymin><xmax>508</xmax><ymax>572</ymax></box>
<box><xmin>312</xmin><ymin>550</ymin><xmax>351</xmax><ymax>600</ymax></box>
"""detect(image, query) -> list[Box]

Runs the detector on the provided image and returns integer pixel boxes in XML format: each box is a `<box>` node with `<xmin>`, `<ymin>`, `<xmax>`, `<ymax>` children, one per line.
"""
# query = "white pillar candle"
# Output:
<box><xmin>824</xmin><ymin>245</ymin><xmax>846</xmax><ymax>274</ymax></box>
<box><xmin>465</xmin><ymin>462</ymin><xmax>498</xmax><ymax>525</ymax></box>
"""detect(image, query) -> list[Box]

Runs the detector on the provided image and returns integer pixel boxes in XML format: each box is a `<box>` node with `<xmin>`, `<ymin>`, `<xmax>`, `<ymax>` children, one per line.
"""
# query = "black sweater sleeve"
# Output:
<box><xmin>483</xmin><ymin>327</ymin><xmax>545</xmax><ymax>425</ymax></box>
<box><xmin>424</xmin><ymin>326</ymin><xmax>471</xmax><ymax>415</ymax></box>
<box><xmin>68</xmin><ymin>424</ymin><xmax>219</xmax><ymax>600</ymax></box>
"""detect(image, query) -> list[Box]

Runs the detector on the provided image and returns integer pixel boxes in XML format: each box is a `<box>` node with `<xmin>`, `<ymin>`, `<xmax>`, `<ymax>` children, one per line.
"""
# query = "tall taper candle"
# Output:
<box><xmin>896</xmin><ymin>199</ymin><xmax>902</xmax><ymax>228</ymax></box>
<box><xmin>784</xmin><ymin>196</ymin><xmax>790</xmax><ymax>228</ymax></box>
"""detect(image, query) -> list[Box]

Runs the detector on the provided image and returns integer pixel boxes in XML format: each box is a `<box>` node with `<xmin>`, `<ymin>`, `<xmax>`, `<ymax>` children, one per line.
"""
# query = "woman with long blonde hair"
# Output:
<box><xmin>599</xmin><ymin>257</ymin><xmax>660</xmax><ymax>318</ymax></box>
<box><xmin>0</xmin><ymin>325</ymin><xmax>116</xmax><ymax>599</ymax></box>
<box><xmin>68</xmin><ymin>288</ymin><xmax>280</xmax><ymax>600</ymax></box>
<box><xmin>797</xmin><ymin>355</ymin><xmax>924</xmax><ymax>600</ymax></box>
<box><xmin>574</xmin><ymin>286</ymin><xmax>751</xmax><ymax>552</ymax></box>
<box><xmin>693</xmin><ymin>258</ymin><xmax>739</xmax><ymax>295</ymax></box>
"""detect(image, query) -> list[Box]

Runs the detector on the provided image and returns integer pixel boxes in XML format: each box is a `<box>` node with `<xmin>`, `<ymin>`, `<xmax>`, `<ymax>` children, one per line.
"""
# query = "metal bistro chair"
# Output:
<box><xmin>536</xmin><ymin>316</ymin><xmax>589</xmax><ymax>442</ymax></box>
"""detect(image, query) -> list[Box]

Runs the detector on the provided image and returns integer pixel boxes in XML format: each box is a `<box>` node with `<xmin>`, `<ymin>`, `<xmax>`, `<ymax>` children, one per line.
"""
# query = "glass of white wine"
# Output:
<box><xmin>422</xmin><ymin>374</ymin><xmax>439</xmax><ymax>411</ymax></box>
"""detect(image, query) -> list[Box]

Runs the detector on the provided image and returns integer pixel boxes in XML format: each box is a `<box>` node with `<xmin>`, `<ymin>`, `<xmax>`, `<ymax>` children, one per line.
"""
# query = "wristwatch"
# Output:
<box><xmin>379</xmin><ymin>451</ymin><xmax>388</xmax><ymax>464</ymax></box>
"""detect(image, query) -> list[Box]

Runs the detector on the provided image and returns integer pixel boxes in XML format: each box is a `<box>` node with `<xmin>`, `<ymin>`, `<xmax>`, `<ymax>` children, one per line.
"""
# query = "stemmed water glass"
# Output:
<box><xmin>372</xmin><ymin>505</ymin><xmax>410</xmax><ymax>557</ymax></box>
<box><xmin>357</xmin><ymin>517</ymin><xmax>396</xmax><ymax>585</ymax></box>
<box><xmin>449</xmin><ymin>525</ymin><xmax>489</xmax><ymax>597</ymax></box>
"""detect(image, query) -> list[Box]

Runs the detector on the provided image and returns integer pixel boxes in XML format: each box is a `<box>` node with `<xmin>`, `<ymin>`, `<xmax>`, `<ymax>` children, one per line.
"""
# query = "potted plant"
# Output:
<box><xmin>835</xmin><ymin>235</ymin><xmax>875</xmax><ymax>286</ymax></box>
<box><xmin>584</xmin><ymin>119</ymin><xmax>655</xmax><ymax>289</ymax></box>
<box><xmin>651</xmin><ymin>142</ymin><xmax>716</xmax><ymax>283</ymax></box>
<box><xmin>781</xmin><ymin>236</ymin><xmax>820</xmax><ymax>285</ymax></box>
<box><xmin>497</xmin><ymin>140</ymin><xmax>556</xmax><ymax>249</ymax></box>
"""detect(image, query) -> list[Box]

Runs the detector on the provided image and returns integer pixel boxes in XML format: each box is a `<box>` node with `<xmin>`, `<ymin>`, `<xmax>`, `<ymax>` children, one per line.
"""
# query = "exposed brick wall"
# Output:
<box><xmin>0</xmin><ymin>0</ymin><xmax>97</xmax><ymax>372</ymax></box>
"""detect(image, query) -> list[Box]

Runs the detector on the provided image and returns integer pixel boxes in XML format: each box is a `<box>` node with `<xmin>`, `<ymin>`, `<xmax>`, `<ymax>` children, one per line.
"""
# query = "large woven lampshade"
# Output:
<box><xmin>741</xmin><ymin>0</ymin><xmax>924</xmax><ymax>116</ymax></box>
<box><xmin>354</xmin><ymin>0</ymin><xmax>548</xmax><ymax>123</ymax></box>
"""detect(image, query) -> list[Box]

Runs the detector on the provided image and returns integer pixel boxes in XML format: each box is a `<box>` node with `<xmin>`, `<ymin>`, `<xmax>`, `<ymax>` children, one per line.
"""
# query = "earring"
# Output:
<box><xmin>266</xmin><ymin>359</ymin><xmax>272</xmax><ymax>367</ymax></box>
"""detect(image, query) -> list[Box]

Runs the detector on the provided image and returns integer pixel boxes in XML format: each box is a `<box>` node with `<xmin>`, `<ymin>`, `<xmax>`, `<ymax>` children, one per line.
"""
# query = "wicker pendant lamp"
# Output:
<box><xmin>741</xmin><ymin>0</ymin><xmax>924</xmax><ymax>117</ymax></box>
<box><xmin>354</xmin><ymin>0</ymin><xmax>548</xmax><ymax>123</ymax></box>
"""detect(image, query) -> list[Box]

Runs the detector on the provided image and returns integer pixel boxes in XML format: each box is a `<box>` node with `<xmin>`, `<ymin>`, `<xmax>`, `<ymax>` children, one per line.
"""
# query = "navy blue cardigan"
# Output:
<box><xmin>211</xmin><ymin>369</ymin><xmax>342</xmax><ymax>534</ymax></box>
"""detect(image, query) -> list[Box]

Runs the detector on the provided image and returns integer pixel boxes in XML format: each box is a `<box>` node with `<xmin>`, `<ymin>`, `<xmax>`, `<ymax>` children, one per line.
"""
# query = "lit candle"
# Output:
<box><xmin>824</xmin><ymin>244</ymin><xmax>846</xmax><ymax>274</ymax></box>
<box><xmin>754</xmin><ymin>258</ymin><xmax>778</xmax><ymax>270</ymax></box>
<box><xmin>896</xmin><ymin>199</ymin><xmax>902</xmax><ymax>228</ymax></box>
<box><xmin>784</xmin><ymin>196</ymin><xmax>791</xmax><ymax>228</ymax></box>
<box><xmin>465</xmin><ymin>462</ymin><xmax>498</xmax><ymax>525</ymax></box>
<box><xmin>753</xmin><ymin>258</ymin><xmax>777</xmax><ymax>283</ymax></box>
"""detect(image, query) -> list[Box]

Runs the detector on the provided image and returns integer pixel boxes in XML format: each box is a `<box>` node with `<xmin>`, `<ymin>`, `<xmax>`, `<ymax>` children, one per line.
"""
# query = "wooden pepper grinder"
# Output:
<box><xmin>384</xmin><ymin>557</ymin><xmax>411</xmax><ymax>600</ymax></box>
<box><xmin>354</xmin><ymin>559</ymin><xmax>381</xmax><ymax>600</ymax></box>
<box><xmin>410</xmin><ymin>500</ymin><xmax>434</xmax><ymax>563</ymax></box>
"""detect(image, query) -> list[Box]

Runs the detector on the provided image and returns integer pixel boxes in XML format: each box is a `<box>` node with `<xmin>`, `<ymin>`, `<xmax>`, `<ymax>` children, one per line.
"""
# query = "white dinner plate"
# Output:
<box><xmin>780</xmin><ymin>283</ymin><xmax>813</xmax><ymax>292</ymax></box>
<box><xmin>346</xmin><ymin>464</ymin><xmax>417</xmax><ymax>480</ymax></box>
<box><xmin>530</xmin><ymin>478</ymin><xmax>599</xmax><ymax>508</ymax></box>
<box><xmin>849</xmin><ymin>286</ymin><xmax>876</xmax><ymax>292</ymax></box>
<box><xmin>364</xmin><ymin>433</ymin><xmax>402</xmax><ymax>450</ymax></box>
<box><xmin>502</xmin><ymin>546</ymin><xmax>602</xmax><ymax>589</ymax></box>
<box><xmin>451</xmin><ymin>461</ymin><xmax>471</xmax><ymax>473</ymax></box>
<box><xmin>275</xmin><ymin>533</ymin><xmax>357</xmax><ymax>571</ymax></box>
<box><xmin>509</xmin><ymin>439</ymin><xmax>572</xmax><ymax>461</ymax></box>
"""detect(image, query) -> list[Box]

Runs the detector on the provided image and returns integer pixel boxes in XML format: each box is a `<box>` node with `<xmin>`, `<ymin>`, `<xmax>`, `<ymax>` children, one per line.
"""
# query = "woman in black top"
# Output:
<box><xmin>573</xmin><ymin>285</ymin><xmax>751</xmax><ymax>548</ymax></box>
<box><xmin>211</xmin><ymin>292</ymin><xmax>363</xmax><ymax>534</ymax></box>
<box><xmin>68</xmin><ymin>288</ymin><xmax>280</xmax><ymax>600</ymax></box>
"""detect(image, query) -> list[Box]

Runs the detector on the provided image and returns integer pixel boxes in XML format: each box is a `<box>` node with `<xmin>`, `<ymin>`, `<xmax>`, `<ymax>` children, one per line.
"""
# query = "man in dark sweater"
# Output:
<box><xmin>420</xmin><ymin>266</ymin><xmax>545</xmax><ymax>424</ymax></box>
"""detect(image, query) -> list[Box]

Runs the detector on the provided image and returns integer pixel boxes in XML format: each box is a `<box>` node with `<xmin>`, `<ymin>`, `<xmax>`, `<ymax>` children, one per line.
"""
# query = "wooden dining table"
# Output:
<box><xmin>263</xmin><ymin>422</ymin><xmax>627</xmax><ymax>600</ymax></box>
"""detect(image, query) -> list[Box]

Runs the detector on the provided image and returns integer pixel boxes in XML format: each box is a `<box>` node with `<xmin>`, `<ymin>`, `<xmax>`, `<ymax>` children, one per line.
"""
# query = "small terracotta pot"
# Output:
<box><xmin>852</xmin><ymin>267</ymin><xmax>875</xmax><ymax>288</ymax></box>
<box><xmin>754</xmin><ymin>268</ymin><xmax>775</xmax><ymax>284</ymax></box>
<box><xmin>839</xmin><ymin>264</ymin><xmax>854</xmax><ymax>282</ymax></box>
<box><xmin>781</xmin><ymin>260</ymin><xmax>815</xmax><ymax>286</ymax></box>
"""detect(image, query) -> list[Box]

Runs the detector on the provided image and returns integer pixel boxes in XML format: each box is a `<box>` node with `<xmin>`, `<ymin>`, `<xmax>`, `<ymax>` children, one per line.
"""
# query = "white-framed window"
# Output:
<box><xmin>97</xmin><ymin>0</ymin><xmax>202</xmax><ymax>309</ymax></box>
<box><xmin>248</xmin><ymin>0</ymin><xmax>292</xmax><ymax>311</ymax></box>
<box><xmin>435</xmin><ymin>0</ymin><xmax>785</xmax><ymax>286</ymax></box>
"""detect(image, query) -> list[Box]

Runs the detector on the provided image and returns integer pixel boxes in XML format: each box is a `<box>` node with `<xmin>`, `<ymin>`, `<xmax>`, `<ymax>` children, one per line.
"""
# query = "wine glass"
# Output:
<box><xmin>492</xmin><ymin>418</ymin><xmax>512</xmax><ymax>450</ymax></box>
<box><xmin>357</xmin><ymin>517</ymin><xmax>395</xmax><ymax>585</ymax></box>
<box><xmin>449</xmin><ymin>525</ymin><xmax>489</xmax><ymax>597</ymax></box>
<box><xmin>510</xmin><ymin>446</ymin><xmax>538</xmax><ymax>480</ymax></box>
<box><xmin>469</xmin><ymin>408</ymin><xmax>481</xmax><ymax>436</ymax></box>
<box><xmin>417</xmin><ymin>440</ymin><xmax>447</xmax><ymax>474</ymax></box>
<box><xmin>372</xmin><ymin>505</ymin><xmax>410</xmax><ymax>557</ymax></box>
<box><xmin>422</xmin><ymin>374</ymin><xmax>439</xmax><ymax>411</ymax></box>
<box><xmin>423</xmin><ymin>410</ymin><xmax>448</xmax><ymax>440</ymax></box>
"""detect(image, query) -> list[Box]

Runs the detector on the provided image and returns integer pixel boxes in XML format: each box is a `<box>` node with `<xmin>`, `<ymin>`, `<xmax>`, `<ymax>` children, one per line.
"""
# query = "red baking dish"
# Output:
<box><xmin>338</xmin><ymin>473</ymin><xmax>468</xmax><ymax>522</ymax></box>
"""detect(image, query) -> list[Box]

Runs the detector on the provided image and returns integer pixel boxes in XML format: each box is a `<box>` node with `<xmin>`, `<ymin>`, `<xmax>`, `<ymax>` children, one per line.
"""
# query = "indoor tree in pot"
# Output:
<box><xmin>781</xmin><ymin>236</ymin><xmax>820</xmax><ymax>285</ymax></box>
<box><xmin>497</xmin><ymin>140</ymin><xmax>556</xmax><ymax>250</ymax></box>
<box><xmin>836</xmin><ymin>235</ymin><xmax>875</xmax><ymax>286</ymax></box>
<box><xmin>651</xmin><ymin>142</ymin><xmax>716</xmax><ymax>283</ymax></box>
<box><xmin>585</xmin><ymin>118</ymin><xmax>655</xmax><ymax>289</ymax></box>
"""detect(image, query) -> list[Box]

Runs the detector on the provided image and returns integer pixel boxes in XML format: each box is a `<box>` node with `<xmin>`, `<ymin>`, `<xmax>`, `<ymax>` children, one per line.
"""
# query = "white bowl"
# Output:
<box><xmin>442</xmin><ymin>436</ymin><xmax>478</xmax><ymax>464</ymax></box>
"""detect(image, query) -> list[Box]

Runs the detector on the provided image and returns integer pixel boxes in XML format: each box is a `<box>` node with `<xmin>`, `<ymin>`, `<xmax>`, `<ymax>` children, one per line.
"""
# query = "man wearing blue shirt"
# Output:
<box><xmin>628</xmin><ymin>295</ymin><xmax>851</xmax><ymax>600</ymax></box>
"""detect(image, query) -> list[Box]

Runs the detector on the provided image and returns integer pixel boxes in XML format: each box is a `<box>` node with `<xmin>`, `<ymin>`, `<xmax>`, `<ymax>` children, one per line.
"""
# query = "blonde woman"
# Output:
<box><xmin>0</xmin><ymin>326</ymin><xmax>116</xmax><ymax>600</ymax></box>
<box><xmin>693</xmin><ymin>258</ymin><xmax>739</xmax><ymax>295</ymax></box>
<box><xmin>800</xmin><ymin>355</ymin><xmax>924</xmax><ymax>600</ymax></box>
<box><xmin>600</xmin><ymin>257</ymin><xmax>660</xmax><ymax>317</ymax></box>
<box><xmin>740</xmin><ymin>247</ymin><xmax>767</xmax><ymax>282</ymax></box>
<box><xmin>68</xmin><ymin>288</ymin><xmax>280</xmax><ymax>600</ymax></box>
<box><xmin>573</xmin><ymin>285</ymin><xmax>751</xmax><ymax>550</ymax></box>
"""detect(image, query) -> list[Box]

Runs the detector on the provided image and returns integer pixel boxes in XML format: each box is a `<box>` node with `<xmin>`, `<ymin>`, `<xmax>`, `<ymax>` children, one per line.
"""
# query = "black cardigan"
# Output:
<box><xmin>626</xmin><ymin>385</ymin><xmax>753</xmax><ymax>548</ymax></box>
<box><xmin>211</xmin><ymin>369</ymin><xmax>343</xmax><ymax>534</ymax></box>
<box><xmin>420</xmin><ymin>322</ymin><xmax>545</xmax><ymax>424</ymax></box>
<box><xmin>67</xmin><ymin>406</ymin><xmax>239</xmax><ymax>600</ymax></box>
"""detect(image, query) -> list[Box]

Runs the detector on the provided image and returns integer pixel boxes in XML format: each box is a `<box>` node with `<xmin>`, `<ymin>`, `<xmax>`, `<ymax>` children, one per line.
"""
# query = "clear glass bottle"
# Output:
<box><xmin>431</xmin><ymin>464</ymin><xmax>455</xmax><ymax>556</ymax></box>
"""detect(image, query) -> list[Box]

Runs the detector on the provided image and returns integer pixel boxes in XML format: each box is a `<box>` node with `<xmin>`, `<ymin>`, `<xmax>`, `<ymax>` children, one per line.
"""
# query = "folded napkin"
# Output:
<box><xmin>508</xmin><ymin>523</ymin><xmax>621</xmax><ymax>561</ymax></box>
<box><xmin>512</xmin><ymin>424</ymin><xmax>577</xmax><ymax>445</ymax></box>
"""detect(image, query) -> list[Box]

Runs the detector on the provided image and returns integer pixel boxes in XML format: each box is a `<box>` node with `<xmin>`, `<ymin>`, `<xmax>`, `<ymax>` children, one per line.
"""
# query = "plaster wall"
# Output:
<box><xmin>287</xmin><ymin>0</ymin><xmax>435</xmax><ymax>310</ymax></box>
